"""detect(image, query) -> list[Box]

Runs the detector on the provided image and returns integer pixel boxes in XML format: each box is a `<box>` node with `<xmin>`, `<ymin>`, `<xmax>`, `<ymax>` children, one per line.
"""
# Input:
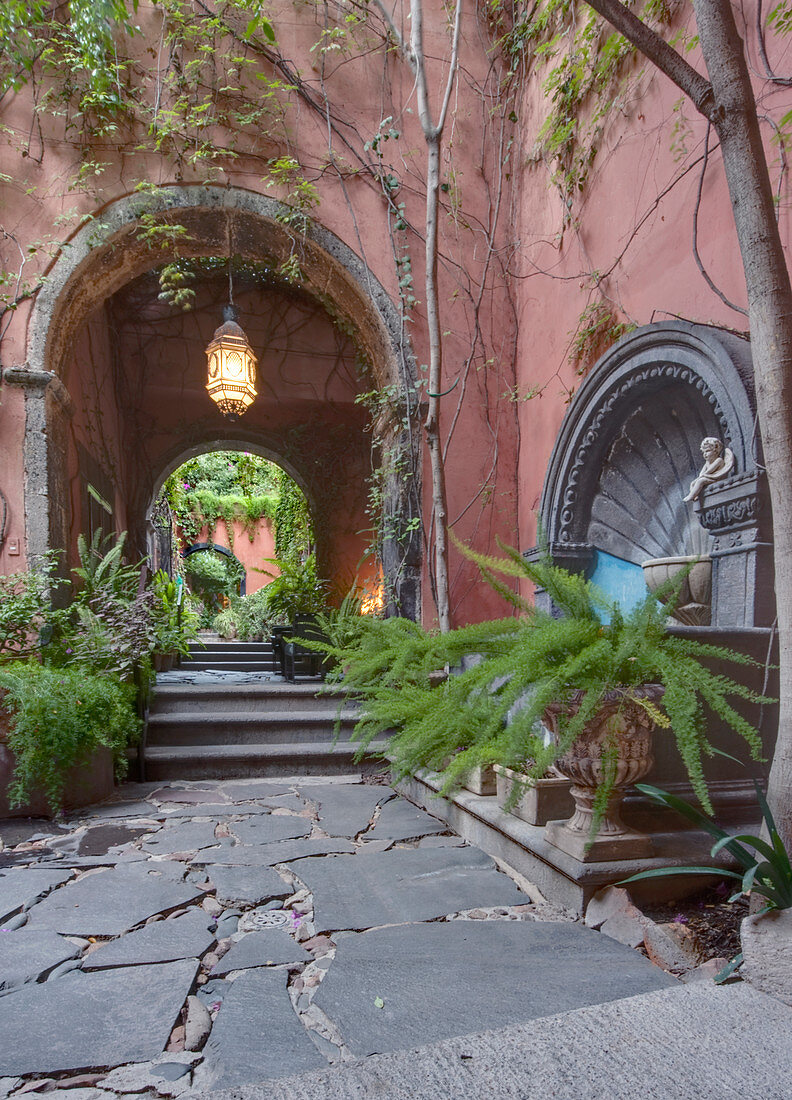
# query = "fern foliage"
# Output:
<box><xmin>316</xmin><ymin>545</ymin><xmax>771</xmax><ymax>814</ymax></box>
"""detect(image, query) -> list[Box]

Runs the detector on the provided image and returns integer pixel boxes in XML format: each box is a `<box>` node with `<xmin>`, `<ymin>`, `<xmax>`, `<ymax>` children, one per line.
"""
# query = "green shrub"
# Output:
<box><xmin>151</xmin><ymin>571</ymin><xmax>198</xmax><ymax>655</ymax></box>
<box><xmin>255</xmin><ymin>554</ymin><xmax>328</xmax><ymax>621</ymax></box>
<box><xmin>0</xmin><ymin>662</ymin><xmax>141</xmax><ymax>813</ymax></box>
<box><xmin>212</xmin><ymin>587</ymin><xmax>282</xmax><ymax>641</ymax></box>
<box><xmin>0</xmin><ymin>556</ymin><xmax>64</xmax><ymax>663</ymax></box>
<box><xmin>184</xmin><ymin>548</ymin><xmax>244</xmax><ymax>620</ymax></box>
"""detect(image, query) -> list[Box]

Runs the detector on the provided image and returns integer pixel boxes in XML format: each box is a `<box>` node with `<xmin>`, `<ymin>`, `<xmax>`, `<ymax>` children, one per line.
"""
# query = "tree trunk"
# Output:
<box><xmin>409</xmin><ymin>0</ymin><xmax>460</xmax><ymax>632</ymax></box>
<box><xmin>422</xmin><ymin>132</ymin><xmax>452</xmax><ymax>632</ymax></box>
<box><xmin>692</xmin><ymin>0</ymin><xmax>792</xmax><ymax>850</ymax></box>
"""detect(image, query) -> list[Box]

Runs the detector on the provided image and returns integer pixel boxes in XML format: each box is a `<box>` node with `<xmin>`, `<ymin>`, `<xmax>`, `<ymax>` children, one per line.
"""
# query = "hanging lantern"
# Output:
<box><xmin>205</xmin><ymin>304</ymin><xmax>258</xmax><ymax>421</ymax></box>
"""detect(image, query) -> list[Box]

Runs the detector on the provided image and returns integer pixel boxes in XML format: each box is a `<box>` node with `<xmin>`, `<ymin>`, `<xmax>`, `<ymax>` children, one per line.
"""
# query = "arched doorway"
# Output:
<box><xmin>19</xmin><ymin>186</ymin><xmax>421</xmax><ymax>617</ymax></box>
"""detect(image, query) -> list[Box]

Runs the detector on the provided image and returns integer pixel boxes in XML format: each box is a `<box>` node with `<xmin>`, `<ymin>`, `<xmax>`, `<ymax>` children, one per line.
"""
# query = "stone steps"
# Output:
<box><xmin>179</xmin><ymin>659</ymin><xmax>282</xmax><ymax>672</ymax></box>
<box><xmin>182</xmin><ymin>639</ymin><xmax>279</xmax><ymax>674</ymax></box>
<box><xmin>143</xmin><ymin>739</ymin><xmax>390</xmax><ymax>781</ymax></box>
<box><xmin>143</xmin><ymin>639</ymin><xmax>377</xmax><ymax>782</ymax></box>
<box><xmin>147</xmin><ymin>711</ymin><xmax>358</xmax><ymax>746</ymax></box>
<box><xmin>152</xmin><ymin>684</ymin><xmax>352</xmax><ymax>714</ymax></box>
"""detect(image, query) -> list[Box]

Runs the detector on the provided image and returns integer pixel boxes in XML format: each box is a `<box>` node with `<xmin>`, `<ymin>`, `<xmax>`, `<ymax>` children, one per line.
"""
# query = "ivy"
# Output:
<box><xmin>570</xmin><ymin>299</ymin><xmax>635</xmax><ymax>373</ymax></box>
<box><xmin>501</xmin><ymin>0</ymin><xmax>674</xmax><ymax>206</ymax></box>
<box><xmin>273</xmin><ymin>467</ymin><xmax>311</xmax><ymax>563</ymax></box>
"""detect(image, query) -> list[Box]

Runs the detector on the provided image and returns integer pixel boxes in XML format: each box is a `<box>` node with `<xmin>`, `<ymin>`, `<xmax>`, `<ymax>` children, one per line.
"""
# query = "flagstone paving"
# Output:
<box><xmin>0</xmin><ymin>776</ymin><xmax>675</xmax><ymax>1096</ymax></box>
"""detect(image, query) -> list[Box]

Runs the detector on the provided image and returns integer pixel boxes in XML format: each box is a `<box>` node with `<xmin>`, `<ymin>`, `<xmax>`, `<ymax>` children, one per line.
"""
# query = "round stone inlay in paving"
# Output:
<box><xmin>239</xmin><ymin>908</ymin><xmax>291</xmax><ymax>931</ymax></box>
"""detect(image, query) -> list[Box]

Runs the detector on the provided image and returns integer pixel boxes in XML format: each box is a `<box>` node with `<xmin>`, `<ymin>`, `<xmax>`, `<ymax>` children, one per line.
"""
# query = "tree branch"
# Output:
<box><xmin>367</xmin><ymin>0</ymin><xmax>415</xmax><ymax>70</ymax></box>
<box><xmin>584</xmin><ymin>0</ymin><xmax>715</xmax><ymax>119</ymax></box>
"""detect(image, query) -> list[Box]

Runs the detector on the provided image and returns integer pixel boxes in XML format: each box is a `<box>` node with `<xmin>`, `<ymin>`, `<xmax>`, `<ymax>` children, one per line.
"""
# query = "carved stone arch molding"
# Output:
<box><xmin>8</xmin><ymin>185</ymin><xmax>421</xmax><ymax>618</ymax></box>
<box><xmin>531</xmin><ymin>321</ymin><xmax>774</xmax><ymax>627</ymax></box>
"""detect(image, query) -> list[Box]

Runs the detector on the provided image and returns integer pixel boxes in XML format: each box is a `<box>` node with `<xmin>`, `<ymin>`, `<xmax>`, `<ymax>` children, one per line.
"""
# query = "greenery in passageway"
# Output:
<box><xmin>161</xmin><ymin>452</ymin><xmax>312</xmax><ymax>561</ymax></box>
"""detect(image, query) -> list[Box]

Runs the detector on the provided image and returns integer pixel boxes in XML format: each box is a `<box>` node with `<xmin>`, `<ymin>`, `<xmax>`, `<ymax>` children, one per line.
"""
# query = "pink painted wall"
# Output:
<box><xmin>510</xmin><ymin>9</ymin><xmax>791</xmax><ymax>556</ymax></box>
<box><xmin>0</xmin><ymin>2</ymin><xmax>788</xmax><ymax>626</ymax></box>
<box><xmin>192</xmin><ymin>517</ymin><xmax>277</xmax><ymax>595</ymax></box>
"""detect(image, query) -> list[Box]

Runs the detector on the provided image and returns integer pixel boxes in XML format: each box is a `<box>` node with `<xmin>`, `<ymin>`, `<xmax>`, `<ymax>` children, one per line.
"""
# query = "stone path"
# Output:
<box><xmin>0</xmin><ymin>777</ymin><xmax>675</xmax><ymax>1097</ymax></box>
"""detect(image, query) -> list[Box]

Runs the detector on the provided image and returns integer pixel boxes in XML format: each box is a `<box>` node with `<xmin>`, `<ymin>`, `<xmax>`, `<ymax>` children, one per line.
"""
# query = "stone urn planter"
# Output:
<box><xmin>493</xmin><ymin>765</ymin><xmax>573</xmax><ymax>826</ymax></box>
<box><xmin>740</xmin><ymin>909</ymin><xmax>792</xmax><ymax>1005</ymax></box>
<box><xmin>0</xmin><ymin>707</ymin><xmax>114</xmax><ymax>818</ymax></box>
<box><xmin>641</xmin><ymin>555</ymin><xmax>712</xmax><ymax>626</ymax></box>
<box><xmin>543</xmin><ymin>686</ymin><xmax>663</xmax><ymax>862</ymax></box>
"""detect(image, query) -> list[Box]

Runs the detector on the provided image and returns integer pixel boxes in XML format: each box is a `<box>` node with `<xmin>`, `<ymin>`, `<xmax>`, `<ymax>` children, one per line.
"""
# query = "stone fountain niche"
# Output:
<box><xmin>530</xmin><ymin>321</ymin><xmax>774</xmax><ymax>630</ymax></box>
<box><xmin>526</xmin><ymin>321</ymin><xmax>777</xmax><ymax>829</ymax></box>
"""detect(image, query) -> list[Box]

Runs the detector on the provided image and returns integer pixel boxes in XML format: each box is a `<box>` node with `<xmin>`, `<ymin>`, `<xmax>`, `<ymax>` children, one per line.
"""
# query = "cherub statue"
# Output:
<box><xmin>683</xmin><ymin>437</ymin><xmax>735</xmax><ymax>502</ymax></box>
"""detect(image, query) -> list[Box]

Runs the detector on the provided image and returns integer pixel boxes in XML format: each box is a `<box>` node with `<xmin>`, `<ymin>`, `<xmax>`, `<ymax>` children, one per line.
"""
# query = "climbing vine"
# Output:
<box><xmin>162</xmin><ymin>452</ymin><xmax>285</xmax><ymax>549</ymax></box>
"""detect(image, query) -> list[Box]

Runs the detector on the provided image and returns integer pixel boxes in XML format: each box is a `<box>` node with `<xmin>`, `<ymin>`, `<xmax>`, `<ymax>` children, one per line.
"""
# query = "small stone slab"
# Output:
<box><xmin>211</xmin><ymin>930</ymin><xmax>311</xmax><ymax>973</ymax></box>
<box><xmin>220</xmin><ymin>782</ymin><xmax>291</xmax><ymax>801</ymax></box>
<box><xmin>71</xmin><ymin>801</ymin><xmax>167</xmax><ymax>820</ymax></box>
<box><xmin>193</xmin><ymin>837</ymin><xmax>355</xmax><ymax>867</ymax></box>
<box><xmin>163</xmin><ymin>803</ymin><xmax>271</xmax><ymax>819</ymax></box>
<box><xmin>25</xmin><ymin>864</ymin><xmax>204</xmax><ymax>936</ymax></box>
<box><xmin>206</xmin><ymin>866</ymin><xmax>292</xmax><ymax>907</ymax></box>
<box><xmin>141</xmin><ymin>821</ymin><xmax>224</xmax><ymax>854</ymax></box>
<box><xmin>314</xmin><ymin>921</ymin><xmax>677</xmax><ymax>1058</ymax></box>
<box><xmin>365</xmin><ymin>799</ymin><xmax>447</xmax><ymax>843</ymax></box>
<box><xmin>297</xmin><ymin>847</ymin><xmax>521</xmax><ymax>933</ymax></box>
<box><xmin>149</xmin><ymin>789</ymin><xmax>225</xmax><ymax>805</ymax></box>
<box><xmin>299</xmin><ymin>785</ymin><xmax>394</xmax><ymax>838</ymax></box>
<box><xmin>418</xmin><ymin>835</ymin><xmax>466</xmax><ymax>848</ymax></box>
<box><xmin>0</xmin><ymin>820</ymin><xmax>67</xmax><ymax>847</ymax></box>
<box><xmin>77</xmin><ymin>824</ymin><xmax>155</xmax><ymax>856</ymax></box>
<box><xmin>0</xmin><ymin>958</ymin><xmax>199</xmax><ymax>1075</ymax></box>
<box><xmin>230</xmin><ymin>816</ymin><xmax>311</xmax><ymax>846</ymax></box>
<box><xmin>201</xmin><ymin>967</ymin><xmax>324</xmax><ymax>1087</ymax></box>
<box><xmin>82</xmin><ymin>910</ymin><xmax>215</xmax><ymax>970</ymax></box>
<box><xmin>0</xmin><ymin>929</ymin><xmax>80</xmax><ymax>994</ymax></box>
<box><xmin>0</xmin><ymin>868</ymin><xmax>74</xmax><ymax>924</ymax></box>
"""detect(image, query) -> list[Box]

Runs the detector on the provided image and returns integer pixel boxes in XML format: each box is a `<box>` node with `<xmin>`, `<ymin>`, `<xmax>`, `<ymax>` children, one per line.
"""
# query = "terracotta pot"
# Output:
<box><xmin>543</xmin><ymin>685</ymin><xmax>663</xmax><ymax>862</ymax></box>
<box><xmin>641</xmin><ymin>555</ymin><xmax>712</xmax><ymax>626</ymax></box>
<box><xmin>153</xmin><ymin>651</ymin><xmax>175</xmax><ymax>672</ymax></box>
<box><xmin>0</xmin><ymin>708</ymin><xmax>115</xmax><ymax>818</ymax></box>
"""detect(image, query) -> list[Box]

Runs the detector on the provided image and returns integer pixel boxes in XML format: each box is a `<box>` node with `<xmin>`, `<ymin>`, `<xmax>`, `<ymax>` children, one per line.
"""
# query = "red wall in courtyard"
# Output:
<box><xmin>0</xmin><ymin>2</ymin><xmax>788</xmax><ymax>625</ymax></box>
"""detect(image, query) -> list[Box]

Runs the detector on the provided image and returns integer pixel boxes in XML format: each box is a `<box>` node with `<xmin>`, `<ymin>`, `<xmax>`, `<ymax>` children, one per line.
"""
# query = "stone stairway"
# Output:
<box><xmin>179</xmin><ymin>638</ymin><xmax>280</xmax><ymax>674</ymax></box>
<box><xmin>143</xmin><ymin>640</ymin><xmax>388</xmax><ymax>781</ymax></box>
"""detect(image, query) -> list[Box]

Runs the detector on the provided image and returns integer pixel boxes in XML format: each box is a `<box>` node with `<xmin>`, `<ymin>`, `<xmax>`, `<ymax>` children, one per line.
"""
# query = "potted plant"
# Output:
<box><xmin>0</xmin><ymin>662</ymin><xmax>140</xmax><ymax>816</ymax></box>
<box><xmin>151</xmin><ymin>571</ymin><xmax>198</xmax><ymax>669</ymax></box>
<box><xmin>317</xmin><ymin>542</ymin><xmax>769</xmax><ymax>861</ymax></box>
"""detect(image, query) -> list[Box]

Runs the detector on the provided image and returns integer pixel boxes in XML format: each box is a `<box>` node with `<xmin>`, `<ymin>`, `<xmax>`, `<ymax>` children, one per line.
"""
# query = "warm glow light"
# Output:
<box><xmin>360</xmin><ymin>576</ymin><xmax>385</xmax><ymax>615</ymax></box>
<box><xmin>205</xmin><ymin>305</ymin><xmax>258</xmax><ymax>420</ymax></box>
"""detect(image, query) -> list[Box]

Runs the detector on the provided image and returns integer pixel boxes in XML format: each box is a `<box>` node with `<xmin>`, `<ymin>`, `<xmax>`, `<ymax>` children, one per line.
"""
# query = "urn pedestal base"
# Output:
<box><xmin>545</xmin><ymin>817</ymin><xmax>653</xmax><ymax>862</ymax></box>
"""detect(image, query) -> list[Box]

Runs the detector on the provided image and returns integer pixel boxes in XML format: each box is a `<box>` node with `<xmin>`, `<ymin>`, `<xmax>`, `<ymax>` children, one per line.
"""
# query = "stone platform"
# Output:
<box><xmin>398</xmin><ymin>770</ymin><xmax>746</xmax><ymax>914</ymax></box>
<box><xmin>0</xmin><ymin>775</ymin><xmax>678</xmax><ymax>1097</ymax></box>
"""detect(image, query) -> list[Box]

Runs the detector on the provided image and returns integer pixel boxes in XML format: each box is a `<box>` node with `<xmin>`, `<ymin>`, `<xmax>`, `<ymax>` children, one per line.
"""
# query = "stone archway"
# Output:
<box><xmin>12</xmin><ymin>185</ymin><xmax>421</xmax><ymax>617</ymax></box>
<box><xmin>183</xmin><ymin>542</ymin><xmax>247</xmax><ymax>596</ymax></box>
<box><xmin>530</xmin><ymin>321</ymin><xmax>773</xmax><ymax>628</ymax></box>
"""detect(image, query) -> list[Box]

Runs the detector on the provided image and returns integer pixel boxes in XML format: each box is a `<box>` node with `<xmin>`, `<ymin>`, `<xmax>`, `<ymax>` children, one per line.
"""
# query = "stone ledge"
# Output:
<box><xmin>396</xmin><ymin>769</ymin><xmax>741</xmax><ymax>915</ymax></box>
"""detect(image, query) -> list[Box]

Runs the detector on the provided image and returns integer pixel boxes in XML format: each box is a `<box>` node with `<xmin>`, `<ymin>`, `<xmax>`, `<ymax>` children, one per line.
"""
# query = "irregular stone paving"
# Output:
<box><xmin>0</xmin><ymin>776</ymin><xmax>674</xmax><ymax>1096</ymax></box>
